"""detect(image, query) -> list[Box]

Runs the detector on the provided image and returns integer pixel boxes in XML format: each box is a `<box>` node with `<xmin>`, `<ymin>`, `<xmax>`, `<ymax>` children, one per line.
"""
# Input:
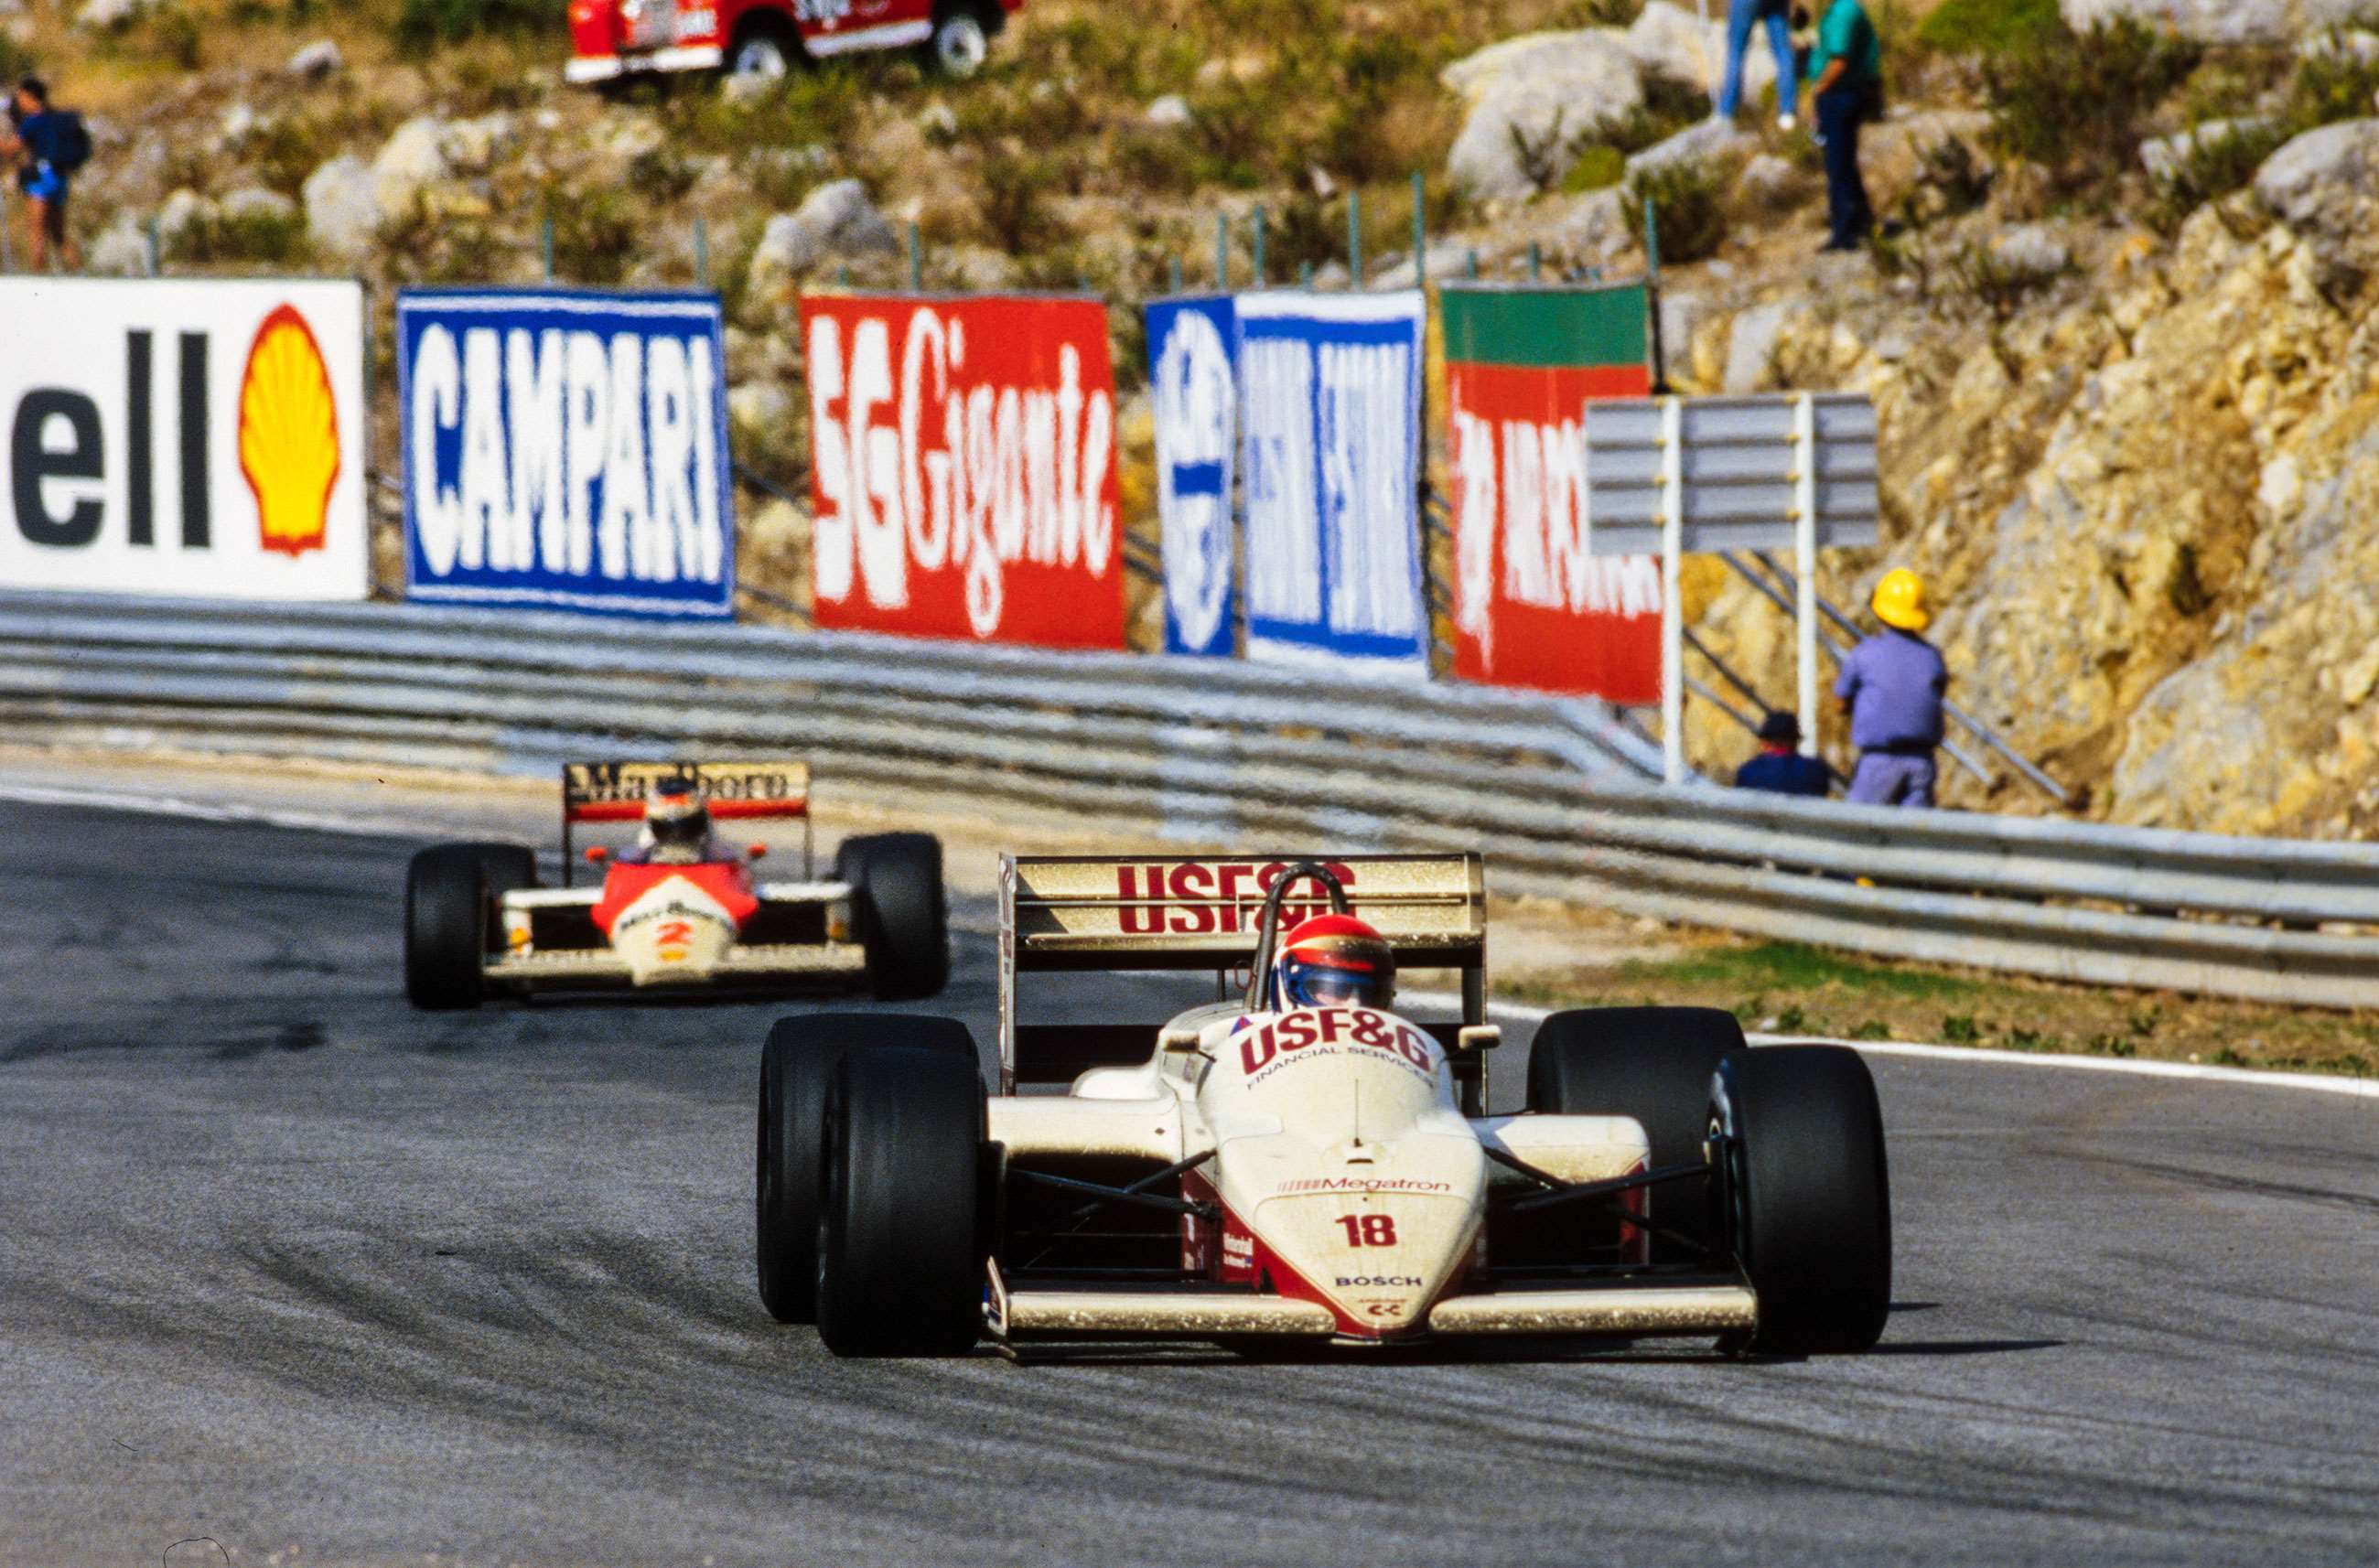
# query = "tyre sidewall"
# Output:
<box><xmin>838</xmin><ymin>833</ymin><xmax>950</xmax><ymax>1002</ymax></box>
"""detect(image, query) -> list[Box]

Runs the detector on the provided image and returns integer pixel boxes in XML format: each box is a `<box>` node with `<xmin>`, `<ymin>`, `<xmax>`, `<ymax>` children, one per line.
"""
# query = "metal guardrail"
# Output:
<box><xmin>4</xmin><ymin>592</ymin><xmax>2377</xmax><ymax>1007</ymax></box>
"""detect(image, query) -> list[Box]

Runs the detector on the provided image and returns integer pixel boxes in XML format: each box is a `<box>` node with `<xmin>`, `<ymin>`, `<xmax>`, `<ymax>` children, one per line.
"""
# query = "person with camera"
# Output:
<box><xmin>3</xmin><ymin>77</ymin><xmax>91</xmax><ymax>273</ymax></box>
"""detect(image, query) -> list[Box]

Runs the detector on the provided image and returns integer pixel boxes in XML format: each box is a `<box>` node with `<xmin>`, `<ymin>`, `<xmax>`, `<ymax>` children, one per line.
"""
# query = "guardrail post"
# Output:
<box><xmin>1214</xmin><ymin>210</ymin><xmax>1229</xmax><ymax>289</ymax></box>
<box><xmin>145</xmin><ymin>217</ymin><xmax>162</xmax><ymax>277</ymax></box>
<box><xmin>1792</xmin><ymin>392</ymin><xmax>1819</xmax><ymax>759</ymax></box>
<box><xmin>1347</xmin><ymin>188</ymin><xmax>1362</xmax><ymax>287</ymax></box>
<box><xmin>1253</xmin><ymin>204</ymin><xmax>1267</xmax><ymax>286</ymax></box>
<box><xmin>1411</xmin><ymin>171</ymin><xmax>1427</xmax><ymax>289</ymax></box>
<box><xmin>541</xmin><ymin>217</ymin><xmax>555</xmax><ymax>283</ymax></box>
<box><xmin>694</xmin><ymin>216</ymin><xmax>711</xmax><ymax>289</ymax></box>
<box><xmin>908</xmin><ymin>222</ymin><xmax>922</xmax><ymax>291</ymax></box>
<box><xmin>1661</xmin><ymin>395</ymin><xmax>1686</xmax><ymax>785</ymax></box>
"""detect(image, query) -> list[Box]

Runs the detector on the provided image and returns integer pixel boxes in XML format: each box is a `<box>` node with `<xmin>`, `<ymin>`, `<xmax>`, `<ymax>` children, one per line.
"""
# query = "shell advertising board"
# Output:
<box><xmin>0</xmin><ymin>277</ymin><xmax>370</xmax><ymax>600</ymax></box>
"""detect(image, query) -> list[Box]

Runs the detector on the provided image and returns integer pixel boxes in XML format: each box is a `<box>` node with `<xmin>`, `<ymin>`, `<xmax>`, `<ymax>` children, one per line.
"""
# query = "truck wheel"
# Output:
<box><xmin>726</xmin><ymin>16</ymin><xmax>799</xmax><ymax>81</ymax></box>
<box><xmin>1712</xmin><ymin>1045</ymin><xmax>1892</xmax><ymax>1356</ymax></box>
<box><xmin>815</xmin><ymin>1045</ymin><xmax>985</xmax><ymax>1357</ymax></box>
<box><xmin>404</xmin><ymin>842</ymin><xmax>533</xmax><ymax>1011</ymax></box>
<box><xmin>755</xmin><ymin>1013</ymin><xmax>977</xmax><ymax>1324</ymax></box>
<box><xmin>1525</xmin><ymin>1006</ymin><xmax>1741</xmax><ymax>1262</ymax></box>
<box><xmin>924</xmin><ymin>4</ymin><xmax>990</xmax><ymax>77</ymax></box>
<box><xmin>835</xmin><ymin>832</ymin><xmax>950</xmax><ymax>1001</ymax></box>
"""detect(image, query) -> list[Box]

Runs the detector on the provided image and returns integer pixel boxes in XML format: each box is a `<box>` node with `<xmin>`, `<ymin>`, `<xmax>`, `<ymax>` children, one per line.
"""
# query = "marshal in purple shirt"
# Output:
<box><xmin>1834</xmin><ymin>628</ymin><xmax>1947</xmax><ymax>752</ymax></box>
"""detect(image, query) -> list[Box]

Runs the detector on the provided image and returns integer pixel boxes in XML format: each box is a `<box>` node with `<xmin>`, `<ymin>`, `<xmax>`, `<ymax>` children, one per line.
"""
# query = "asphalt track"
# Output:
<box><xmin>3</xmin><ymin>800</ymin><xmax>2374</xmax><ymax>1567</ymax></box>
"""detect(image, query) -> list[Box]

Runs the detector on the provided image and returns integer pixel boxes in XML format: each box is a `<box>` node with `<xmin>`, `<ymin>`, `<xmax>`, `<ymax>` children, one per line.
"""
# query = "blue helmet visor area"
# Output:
<box><xmin>1281</xmin><ymin>959</ymin><xmax>1389</xmax><ymax>1010</ymax></box>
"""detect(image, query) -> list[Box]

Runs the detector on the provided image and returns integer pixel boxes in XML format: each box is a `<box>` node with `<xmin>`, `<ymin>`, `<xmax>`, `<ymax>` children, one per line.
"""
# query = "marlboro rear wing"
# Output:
<box><xmin>1001</xmin><ymin>854</ymin><xmax>1486</xmax><ymax>972</ymax></box>
<box><xmin>562</xmin><ymin>760</ymin><xmax>812</xmax><ymax>823</ymax></box>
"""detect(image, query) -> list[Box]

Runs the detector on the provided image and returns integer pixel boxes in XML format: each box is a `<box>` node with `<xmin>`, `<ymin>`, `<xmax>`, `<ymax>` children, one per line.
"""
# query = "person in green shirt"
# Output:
<box><xmin>1806</xmin><ymin>0</ymin><xmax>1882</xmax><ymax>251</ymax></box>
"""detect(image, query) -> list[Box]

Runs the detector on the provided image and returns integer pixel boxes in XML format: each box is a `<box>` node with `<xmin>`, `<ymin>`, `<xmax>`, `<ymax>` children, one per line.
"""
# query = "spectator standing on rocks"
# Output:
<box><xmin>2</xmin><ymin>78</ymin><xmax>89</xmax><ymax>273</ymax></box>
<box><xmin>1805</xmin><ymin>0</ymin><xmax>1880</xmax><ymax>252</ymax></box>
<box><xmin>1735</xmin><ymin>711</ymin><xmax>1830</xmax><ymax>797</ymax></box>
<box><xmin>1717</xmin><ymin>0</ymin><xmax>1800</xmax><ymax>133</ymax></box>
<box><xmin>1835</xmin><ymin>569</ymin><xmax>1947</xmax><ymax>808</ymax></box>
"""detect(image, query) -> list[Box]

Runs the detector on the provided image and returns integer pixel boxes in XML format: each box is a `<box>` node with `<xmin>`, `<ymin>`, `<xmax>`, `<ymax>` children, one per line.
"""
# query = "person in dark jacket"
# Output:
<box><xmin>1835</xmin><ymin>568</ymin><xmax>1948</xmax><ymax>807</ymax></box>
<box><xmin>3</xmin><ymin>78</ymin><xmax>84</xmax><ymax>273</ymax></box>
<box><xmin>1805</xmin><ymin>0</ymin><xmax>1881</xmax><ymax>251</ymax></box>
<box><xmin>1735</xmin><ymin>711</ymin><xmax>1831</xmax><ymax>797</ymax></box>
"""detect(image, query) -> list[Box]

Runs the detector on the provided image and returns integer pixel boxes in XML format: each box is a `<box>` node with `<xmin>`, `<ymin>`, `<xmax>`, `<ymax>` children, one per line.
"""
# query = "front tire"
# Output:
<box><xmin>1526</xmin><ymin>1005</ymin><xmax>1742</xmax><ymax>1261</ymax></box>
<box><xmin>924</xmin><ymin>4</ymin><xmax>990</xmax><ymax>77</ymax></box>
<box><xmin>404</xmin><ymin>842</ymin><xmax>533</xmax><ymax>1011</ymax></box>
<box><xmin>1712</xmin><ymin>1045</ymin><xmax>1892</xmax><ymax>1356</ymax></box>
<box><xmin>726</xmin><ymin>16</ymin><xmax>799</xmax><ymax>81</ymax></box>
<box><xmin>835</xmin><ymin>832</ymin><xmax>950</xmax><ymax>1001</ymax></box>
<box><xmin>755</xmin><ymin>1013</ymin><xmax>977</xmax><ymax>1324</ymax></box>
<box><xmin>815</xmin><ymin>1045</ymin><xmax>985</xmax><ymax>1357</ymax></box>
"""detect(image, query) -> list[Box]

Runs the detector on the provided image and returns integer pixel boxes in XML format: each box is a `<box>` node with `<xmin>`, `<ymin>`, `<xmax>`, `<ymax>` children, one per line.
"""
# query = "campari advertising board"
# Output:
<box><xmin>799</xmin><ymin>293</ymin><xmax>1125</xmax><ymax>651</ymax></box>
<box><xmin>1442</xmin><ymin>283</ymin><xmax>1663</xmax><ymax>705</ymax></box>
<box><xmin>397</xmin><ymin>288</ymin><xmax>736</xmax><ymax>618</ymax></box>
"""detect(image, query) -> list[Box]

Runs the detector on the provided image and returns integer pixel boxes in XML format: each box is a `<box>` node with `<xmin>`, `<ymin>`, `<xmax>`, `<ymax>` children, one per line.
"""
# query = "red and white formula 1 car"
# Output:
<box><xmin>404</xmin><ymin>759</ymin><xmax>946</xmax><ymax>1010</ymax></box>
<box><xmin>755</xmin><ymin>853</ymin><xmax>1891</xmax><ymax>1358</ymax></box>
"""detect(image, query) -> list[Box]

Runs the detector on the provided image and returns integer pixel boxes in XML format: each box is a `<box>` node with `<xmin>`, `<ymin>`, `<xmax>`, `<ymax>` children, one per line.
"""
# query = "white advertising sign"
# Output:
<box><xmin>0</xmin><ymin>277</ymin><xmax>370</xmax><ymax>601</ymax></box>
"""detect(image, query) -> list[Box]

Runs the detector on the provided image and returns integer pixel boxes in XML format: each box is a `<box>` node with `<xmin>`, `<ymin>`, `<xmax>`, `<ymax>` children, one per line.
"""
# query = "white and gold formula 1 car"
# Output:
<box><xmin>753</xmin><ymin>853</ymin><xmax>1890</xmax><ymax>1358</ymax></box>
<box><xmin>403</xmin><ymin>759</ymin><xmax>946</xmax><ymax>1010</ymax></box>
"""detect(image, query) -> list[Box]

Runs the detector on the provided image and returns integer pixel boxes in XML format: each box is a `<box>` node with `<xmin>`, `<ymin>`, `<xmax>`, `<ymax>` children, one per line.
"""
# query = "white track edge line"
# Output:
<box><xmin>1401</xmin><ymin>991</ymin><xmax>2379</xmax><ymax>1099</ymax></box>
<box><xmin>11</xmin><ymin>787</ymin><xmax>2375</xmax><ymax>1099</ymax></box>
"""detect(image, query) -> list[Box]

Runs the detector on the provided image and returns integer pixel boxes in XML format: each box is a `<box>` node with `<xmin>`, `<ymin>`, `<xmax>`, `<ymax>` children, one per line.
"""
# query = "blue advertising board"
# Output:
<box><xmin>1235</xmin><ymin>291</ymin><xmax>1428</xmax><ymax>675</ymax></box>
<box><xmin>1146</xmin><ymin>295</ymin><xmax>1238</xmax><ymax>657</ymax></box>
<box><xmin>398</xmin><ymin>288</ymin><xmax>735</xmax><ymax>618</ymax></box>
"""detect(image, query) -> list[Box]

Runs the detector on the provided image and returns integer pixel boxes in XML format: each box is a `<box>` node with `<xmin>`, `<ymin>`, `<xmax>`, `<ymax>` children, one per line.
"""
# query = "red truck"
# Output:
<box><xmin>565</xmin><ymin>0</ymin><xmax>1019</xmax><ymax>85</ymax></box>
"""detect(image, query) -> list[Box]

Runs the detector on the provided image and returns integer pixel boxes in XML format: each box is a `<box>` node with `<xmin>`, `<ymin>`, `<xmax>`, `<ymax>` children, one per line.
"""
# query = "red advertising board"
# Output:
<box><xmin>800</xmin><ymin>294</ymin><xmax>1125</xmax><ymax>650</ymax></box>
<box><xmin>1443</xmin><ymin>285</ymin><xmax>1662</xmax><ymax>705</ymax></box>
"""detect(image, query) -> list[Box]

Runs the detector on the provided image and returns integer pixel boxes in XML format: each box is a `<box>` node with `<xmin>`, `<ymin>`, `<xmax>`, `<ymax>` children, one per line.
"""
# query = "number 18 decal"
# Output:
<box><xmin>1335</xmin><ymin>1214</ymin><xmax>1397</xmax><ymax>1247</ymax></box>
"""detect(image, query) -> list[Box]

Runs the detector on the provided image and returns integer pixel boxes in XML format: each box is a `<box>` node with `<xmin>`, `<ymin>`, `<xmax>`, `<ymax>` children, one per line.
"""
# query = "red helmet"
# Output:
<box><xmin>1269</xmin><ymin>913</ymin><xmax>1395</xmax><ymax>1012</ymax></box>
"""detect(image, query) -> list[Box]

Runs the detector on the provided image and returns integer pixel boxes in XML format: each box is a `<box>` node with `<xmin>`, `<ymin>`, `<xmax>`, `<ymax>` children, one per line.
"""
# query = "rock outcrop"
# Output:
<box><xmin>1439</xmin><ymin>31</ymin><xmax>1644</xmax><ymax>200</ymax></box>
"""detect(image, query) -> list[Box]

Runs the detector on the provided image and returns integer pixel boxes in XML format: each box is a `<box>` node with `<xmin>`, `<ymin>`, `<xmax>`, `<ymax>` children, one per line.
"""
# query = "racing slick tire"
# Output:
<box><xmin>1711</xmin><ymin>1045</ymin><xmax>1892</xmax><ymax>1356</ymax></box>
<box><xmin>814</xmin><ymin>1044</ymin><xmax>985</xmax><ymax>1358</ymax></box>
<box><xmin>1524</xmin><ymin>1006</ymin><xmax>1742</xmax><ymax>1262</ymax></box>
<box><xmin>835</xmin><ymin>832</ymin><xmax>950</xmax><ymax>1002</ymax></box>
<box><xmin>404</xmin><ymin>842</ymin><xmax>535</xmax><ymax>1012</ymax></box>
<box><xmin>755</xmin><ymin>1013</ymin><xmax>977</xmax><ymax>1324</ymax></box>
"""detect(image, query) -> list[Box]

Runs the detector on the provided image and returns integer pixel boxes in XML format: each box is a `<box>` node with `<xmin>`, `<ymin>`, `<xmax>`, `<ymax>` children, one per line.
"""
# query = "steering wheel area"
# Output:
<box><xmin>1242</xmin><ymin>861</ymin><xmax>1352</xmax><ymax>1012</ymax></box>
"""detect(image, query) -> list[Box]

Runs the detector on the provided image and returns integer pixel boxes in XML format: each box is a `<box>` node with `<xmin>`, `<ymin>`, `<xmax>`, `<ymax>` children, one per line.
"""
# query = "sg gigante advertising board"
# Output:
<box><xmin>800</xmin><ymin>294</ymin><xmax>1125</xmax><ymax>651</ymax></box>
<box><xmin>0</xmin><ymin>278</ymin><xmax>369</xmax><ymax>600</ymax></box>
<box><xmin>398</xmin><ymin>288</ymin><xmax>735</xmax><ymax>618</ymax></box>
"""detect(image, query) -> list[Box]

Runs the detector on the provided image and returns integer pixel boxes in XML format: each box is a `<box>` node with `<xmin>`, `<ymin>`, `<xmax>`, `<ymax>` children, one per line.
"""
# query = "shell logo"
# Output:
<box><xmin>238</xmin><ymin>304</ymin><xmax>342</xmax><ymax>558</ymax></box>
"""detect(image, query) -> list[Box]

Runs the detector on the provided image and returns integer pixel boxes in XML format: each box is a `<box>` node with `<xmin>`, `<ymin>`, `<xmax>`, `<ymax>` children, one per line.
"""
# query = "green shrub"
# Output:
<box><xmin>2283</xmin><ymin>35</ymin><xmax>2379</xmax><ymax>132</ymax></box>
<box><xmin>629</xmin><ymin>148</ymin><xmax>702</xmax><ymax>205</ymax></box>
<box><xmin>1622</xmin><ymin>157</ymin><xmax>1726</xmax><ymax>264</ymax></box>
<box><xmin>543</xmin><ymin>188</ymin><xmax>640</xmax><ymax>286</ymax></box>
<box><xmin>1983</xmin><ymin>16</ymin><xmax>2201</xmax><ymax>196</ymax></box>
<box><xmin>1917</xmin><ymin>0</ymin><xmax>2061</xmax><ymax>57</ymax></box>
<box><xmin>1944</xmin><ymin>241</ymin><xmax>2063</xmax><ymax>318</ymax></box>
<box><xmin>1563</xmin><ymin>143</ymin><xmax>1627</xmax><ymax>193</ymax></box>
<box><xmin>2144</xmin><ymin>119</ymin><xmax>2287</xmax><ymax>233</ymax></box>
<box><xmin>975</xmin><ymin>145</ymin><xmax>1068</xmax><ymax>252</ymax></box>
<box><xmin>167</xmin><ymin>207</ymin><xmax>312</xmax><ymax>267</ymax></box>
<box><xmin>394</xmin><ymin>0</ymin><xmax>551</xmax><ymax>56</ymax></box>
<box><xmin>243</xmin><ymin>113</ymin><xmax>339</xmax><ymax>199</ymax></box>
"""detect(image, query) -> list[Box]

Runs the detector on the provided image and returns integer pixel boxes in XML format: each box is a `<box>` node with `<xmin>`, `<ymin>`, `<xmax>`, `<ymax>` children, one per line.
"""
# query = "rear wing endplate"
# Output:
<box><xmin>996</xmin><ymin>853</ymin><xmax>1489</xmax><ymax>1092</ymax></box>
<box><xmin>560</xmin><ymin>759</ymin><xmax>813</xmax><ymax>884</ymax></box>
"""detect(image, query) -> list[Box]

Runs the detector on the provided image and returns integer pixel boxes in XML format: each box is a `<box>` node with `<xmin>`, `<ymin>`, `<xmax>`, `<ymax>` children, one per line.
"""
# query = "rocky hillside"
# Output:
<box><xmin>9</xmin><ymin>0</ymin><xmax>2379</xmax><ymax>837</ymax></box>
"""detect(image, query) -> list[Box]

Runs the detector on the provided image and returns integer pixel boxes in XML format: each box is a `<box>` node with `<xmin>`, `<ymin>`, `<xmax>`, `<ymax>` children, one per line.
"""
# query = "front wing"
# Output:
<box><xmin>484</xmin><ymin>941</ymin><xmax>868</xmax><ymax>990</ymax></box>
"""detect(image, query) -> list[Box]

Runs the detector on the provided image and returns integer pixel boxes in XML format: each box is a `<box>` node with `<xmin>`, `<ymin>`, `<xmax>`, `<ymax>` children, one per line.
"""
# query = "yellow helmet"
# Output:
<box><xmin>1871</xmin><ymin>568</ymin><xmax>1931</xmax><ymax>632</ymax></box>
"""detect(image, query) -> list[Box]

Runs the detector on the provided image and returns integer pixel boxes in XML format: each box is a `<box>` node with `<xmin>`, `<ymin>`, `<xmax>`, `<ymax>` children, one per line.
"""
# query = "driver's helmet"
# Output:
<box><xmin>1269</xmin><ymin>913</ymin><xmax>1395</xmax><ymax>1011</ymax></box>
<box><xmin>643</xmin><ymin>778</ymin><xmax>712</xmax><ymax>864</ymax></box>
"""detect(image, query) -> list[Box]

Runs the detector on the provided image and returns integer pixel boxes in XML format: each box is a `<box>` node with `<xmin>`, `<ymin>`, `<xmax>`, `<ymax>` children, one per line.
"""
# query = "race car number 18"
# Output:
<box><xmin>1336</xmin><ymin>1215</ymin><xmax>1398</xmax><ymax>1247</ymax></box>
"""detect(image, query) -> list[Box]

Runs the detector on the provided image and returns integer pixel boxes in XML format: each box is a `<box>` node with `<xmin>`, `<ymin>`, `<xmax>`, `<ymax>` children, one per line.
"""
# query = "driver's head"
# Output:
<box><xmin>644</xmin><ymin>778</ymin><xmax>712</xmax><ymax>863</ymax></box>
<box><xmin>1270</xmin><ymin>914</ymin><xmax>1395</xmax><ymax>1011</ymax></box>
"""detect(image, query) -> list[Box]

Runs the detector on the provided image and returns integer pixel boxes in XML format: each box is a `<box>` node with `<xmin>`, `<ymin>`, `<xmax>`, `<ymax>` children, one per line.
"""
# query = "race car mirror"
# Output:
<box><xmin>1157</xmin><ymin>1026</ymin><xmax>1205</xmax><ymax>1058</ymax></box>
<box><xmin>585</xmin><ymin>845</ymin><xmax>609</xmax><ymax>864</ymax></box>
<box><xmin>1457</xmin><ymin>1026</ymin><xmax>1502</xmax><ymax>1055</ymax></box>
<box><xmin>748</xmin><ymin>843</ymin><xmax>770</xmax><ymax>861</ymax></box>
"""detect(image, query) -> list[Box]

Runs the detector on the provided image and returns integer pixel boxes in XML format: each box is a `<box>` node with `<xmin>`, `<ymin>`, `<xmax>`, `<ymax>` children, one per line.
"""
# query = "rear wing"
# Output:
<box><xmin>560</xmin><ymin>759</ymin><xmax>813</xmax><ymax>884</ymax></box>
<box><xmin>997</xmin><ymin>853</ymin><xmax>1488</xmax><ymax>1094</ymax></box>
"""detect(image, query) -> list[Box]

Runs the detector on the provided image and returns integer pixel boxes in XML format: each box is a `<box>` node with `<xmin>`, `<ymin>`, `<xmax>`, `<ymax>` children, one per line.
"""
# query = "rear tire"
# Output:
<box><xmin>1526</xmin><ymin>1006</ymin><xmax>1741</xmax><ymax>1261</ymax></box>
<box><xmin>755</xmin><ymin>1013</ymin><xmax>977</xmax><ymax>1324</ymax></box>
<box><xmin>404</xmin><ymin>842</ymin><xmax>533</xmax><ymax>1011</ymax></box>
<box><xmin>725</xmin><ymin>16</ymin><xmax>800</xmax><ymax>81</ymax></box>
<box><xmin>815</xmin><ymin>1045</ymin><xmax>985</xmax><ymax>1357</ymax></box>
<box><xmin>1712</xmin><ymin>1045</ymin><xmax>1892</xmax><ymax>1356</ymax></box>
<box><xmin>836</xmin><ymin>832</ymin><xmax>950</xmax><ymax>1001</ymax></box>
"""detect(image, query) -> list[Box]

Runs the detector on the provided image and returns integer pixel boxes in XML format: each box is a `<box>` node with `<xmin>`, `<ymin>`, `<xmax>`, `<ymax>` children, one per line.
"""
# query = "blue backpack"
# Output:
<box><xmin>47</xmin><ymin>113</ymin><xmax>93</xmax><ymax>175</ymax></box>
